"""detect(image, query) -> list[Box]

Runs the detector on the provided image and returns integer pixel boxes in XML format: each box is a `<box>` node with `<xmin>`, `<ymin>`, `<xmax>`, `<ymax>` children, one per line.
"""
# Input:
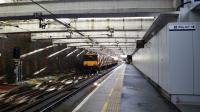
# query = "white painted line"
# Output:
<box><xmin>72</xmin><ymin>65</ymin><xmax>122</xmax><ymax>112</ymax></box>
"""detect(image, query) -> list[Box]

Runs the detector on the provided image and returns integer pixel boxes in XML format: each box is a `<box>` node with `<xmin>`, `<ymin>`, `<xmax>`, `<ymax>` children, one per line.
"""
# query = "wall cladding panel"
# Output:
<box><xmin>133</xmin><ymin>22</ymin><xmax>200</xmax><ymax>104</ymax></box>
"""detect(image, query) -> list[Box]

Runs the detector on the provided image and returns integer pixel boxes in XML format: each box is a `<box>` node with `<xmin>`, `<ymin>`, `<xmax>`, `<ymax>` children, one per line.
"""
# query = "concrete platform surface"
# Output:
<box><xmin>70</xmin><ymin>64</ymin><xmax>179</xmax><ymax>112</ymax></box>
<box><xmin>121</xmin><ymin>65</ymin><xmax>178</xmax><ymax>112</ymax></box>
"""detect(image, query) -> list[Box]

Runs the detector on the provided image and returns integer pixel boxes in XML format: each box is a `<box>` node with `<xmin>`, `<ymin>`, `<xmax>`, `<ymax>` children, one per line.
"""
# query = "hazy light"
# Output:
<box><xmin>66</xmin><ymin>49</ymin><xmax>79</xmax><ymax>57</ymax></box>
<box><xmin>94</xmin><ymin>82</ymin><xmax>100</xmax><ymax>86</ymax></box>
<box><xmin>0</xmin><ymin>0</ymin><xmax>9</xmax><ymax>4</ymax></box>
<box><xmin>34</xmin><ymin>67</ymin><xmax>47</xmax><ymax>75</ymax></box>
<box><xmin>120</xmin><ymin>55</ymin><xmax>127</xmax><ymax>58</ymax></box>
<box><xmin>0</xmin><ymin>34</ymin><xmax>8</xmax><ymax>38</ymax></box>
<box><xmin>76</xmin><ymin>50</ymin><xmax>85</xmax><ymax>57</ymax></box>
<box><xmin>57</xmin><ymin>18</ymin><xmax>71</xmax><ymax>23</ymax></box>
<box><xmin>48</xmin><ymin>47</ymin><xmax>70</xmax><ymax>58</ymax></box>
<box><xmin>21</xmin><ymin>45</ymin><xmax>55</xmax><ymax>58</ymax></box>
<box><xmin>111</xmin><ymin>56</ymin><xmax>119</xmax><ymax>61</ymax></box>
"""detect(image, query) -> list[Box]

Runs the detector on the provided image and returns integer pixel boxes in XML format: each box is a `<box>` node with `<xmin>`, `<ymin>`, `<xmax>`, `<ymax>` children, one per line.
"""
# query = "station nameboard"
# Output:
<box><xmin>169</xmin><ymin>25</ymin><xmax>196</xmax><ymax>31</ymax></box>
<box><xmin>192</xmin><ymin>0</ymin><xmax>200</xmax><ymax>3</ymax></box>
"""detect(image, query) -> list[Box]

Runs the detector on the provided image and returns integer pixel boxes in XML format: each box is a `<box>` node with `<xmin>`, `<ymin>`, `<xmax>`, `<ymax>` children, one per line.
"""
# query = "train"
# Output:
<box><xmin>126</xmin><ymin>55</ymin><xmax>132</xmax><ymax>64</ymax></box>
<box><xmin>83</xmin><ymin>52</ymin><xmax>118</xmax><ymax>73</ymax></box>
<box><xmin>0</xmin><ymin>33</ymin><xmax>119</xmax><ymax>84</ymax></box>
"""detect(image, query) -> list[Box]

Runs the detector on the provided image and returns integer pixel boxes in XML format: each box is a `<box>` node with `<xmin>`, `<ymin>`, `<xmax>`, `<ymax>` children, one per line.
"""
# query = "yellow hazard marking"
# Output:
<box><xmin>101</xmin><ymin>102</ymin><xmax>108</xmax><ymax>112</ymax></box>
<box><xmin>109</xmin><ymin>88</ymin><xmax>114</xmax><ymax>97</ymax></box>
<box><xmin>101</xmin><ymin>65</ymin><xmax>126</xmax><ymax>112</ymax></box>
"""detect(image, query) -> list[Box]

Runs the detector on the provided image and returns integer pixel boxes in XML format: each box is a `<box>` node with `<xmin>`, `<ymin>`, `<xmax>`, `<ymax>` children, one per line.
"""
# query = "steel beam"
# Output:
<box><xmin>64</xmin><ymin>43</ymin><xmax>135</xmax><ymax>46</ymax></box>
<box><xmin>88</xmin><ymin>47</ymin><xmax>135</xmax><ymax>49</ymax></box>
<box><xmin>75</xmin><ymin>45</ymin><xmax>135</xmax><ymax>47</ymax></box>
<box><xmin>86</xmin><ymin>46</ymin><xmax>135</xmax><ymax>48</ymax></box>
<box><xmin>0</xmin><ymin>0</ymin><xmax>178</xmax><ymax>20</ymax></box>
<box><xmin>53</xmin><ymin>41</ymin><xmax>136</xmax><ymax>44</ymax></box>
<box><xmin>48</xmin><ymin>38</ymin><xmax>135</xmax><ymax>42</ymax></box>
<box><xmin>32</xmin><ymin>37</ymin><xmax>140</xmax><ymax>40</ymax></box>
<box><xmin>0</xmin><ymin>29</ymin><xmax>147</xmax><ymax>34</ymax></box>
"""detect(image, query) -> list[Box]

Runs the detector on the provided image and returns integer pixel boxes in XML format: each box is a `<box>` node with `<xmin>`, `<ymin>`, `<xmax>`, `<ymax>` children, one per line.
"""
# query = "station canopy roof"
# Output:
<box><xmin>0</xmin><ymin>17</ymin><xmax>154</xmax><ymax>55</ymax></box>
<box><xmin>0</xmin><ymin>0</ymin><xmax>179</xmax><ymax>55</ymax></box>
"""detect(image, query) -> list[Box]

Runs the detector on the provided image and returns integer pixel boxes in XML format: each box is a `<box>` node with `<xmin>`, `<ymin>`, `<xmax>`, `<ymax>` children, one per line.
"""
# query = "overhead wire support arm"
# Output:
<box><xmin>29</xmin><ymin>0</ymin><xmax>87</xmax><ymax>37</ymax></box>
<box><xmin>30</xmin><ymin>0</ymin><xmax>70</xmax><ymax>28</ymax></box>
<box><xmin>30</xmin><ymin>0</ymin><xmax>98</xmax><ymax>44</ymax></box>
<box><xmin>29</xmin><ymin>0</ymin><xmax>112</xmax><ymax>54</ymax></box>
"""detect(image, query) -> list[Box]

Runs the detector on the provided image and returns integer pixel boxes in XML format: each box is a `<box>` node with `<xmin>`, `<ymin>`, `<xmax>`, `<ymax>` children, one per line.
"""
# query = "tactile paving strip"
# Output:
<box><xmin>101</xmin><ymin>65</ymin><xmax>125</xmax><ymax>112</ymax></box>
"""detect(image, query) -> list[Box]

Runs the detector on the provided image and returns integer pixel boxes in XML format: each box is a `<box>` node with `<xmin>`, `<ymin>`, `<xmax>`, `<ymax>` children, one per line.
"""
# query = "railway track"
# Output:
<box><xmin>0</xmin><ymin>66</ymin><xmax>117</xmax><ymax>112</ymax></box>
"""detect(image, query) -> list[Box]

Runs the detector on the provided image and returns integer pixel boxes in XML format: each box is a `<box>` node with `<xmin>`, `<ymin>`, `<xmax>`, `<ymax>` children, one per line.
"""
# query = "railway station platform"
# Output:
<box><xmin>71</xmin><ymin>64</ymin><xmax>179</xmax><ymax>112</ymax></box>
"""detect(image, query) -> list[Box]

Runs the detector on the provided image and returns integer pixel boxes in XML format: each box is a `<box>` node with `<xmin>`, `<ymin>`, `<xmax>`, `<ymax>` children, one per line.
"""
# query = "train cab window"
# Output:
<box><xmin>84</xmin><ymin>55</ymin><xmax>97</xmax><ymax>61</ymax></box>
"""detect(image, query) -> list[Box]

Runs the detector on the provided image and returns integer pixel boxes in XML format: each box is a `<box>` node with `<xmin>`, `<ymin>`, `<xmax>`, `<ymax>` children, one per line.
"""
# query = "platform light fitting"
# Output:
<box><xmin>66</xmin><ymin>49</ymin><xmax>79</xmax><ymax>57</ymax></box>
<box><xmin>21</xmin><ymin>45</ymin><xmax>55</xmax><ymax>58</ymax></box>
<box><xmin>48</xmin><ymin>47</ymin><xmax>70</xmax><ymax>58</ymax></box>
<box><xmin>76</xmin><ymin>50</ymin><xmax>85</xmax><ymax>57</ymax></box>
<box><xmin>33</xmin><ymin>67</ymin><xmax>47</xmax><ymax>75</ymax></box>
<box><xmin>0</xmin><ymin>34</ymin><xmax>8</xmax><ymax>39</ymax></box>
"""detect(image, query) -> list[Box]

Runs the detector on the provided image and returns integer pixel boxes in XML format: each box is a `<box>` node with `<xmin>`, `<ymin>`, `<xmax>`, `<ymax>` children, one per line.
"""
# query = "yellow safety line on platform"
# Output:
<box><xmin>101</xmin><ymin>102</ymin><xmax>108</xmax><ymax>112</ymax></box>
<box><xmin>73</xmin><ymin>65</ymin><xmax>122</xmax><ymax>112</ymax></box>
<box><xmin>101</xmin><ymin>65</ymin><xmax>126</xmax><ymax>112</ymax></box>
<box><xmin>109</xmin><ymin>88</ymin><xmax>114</xmax><ymax>97</ymax></box>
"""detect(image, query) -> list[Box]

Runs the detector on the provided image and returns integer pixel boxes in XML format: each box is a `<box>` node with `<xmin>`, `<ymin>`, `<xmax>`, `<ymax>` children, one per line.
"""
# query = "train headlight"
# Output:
<box><xmin>93</xmin><ymin>82</ymin><xmax>98</xmax><ymax>86</ymax></box>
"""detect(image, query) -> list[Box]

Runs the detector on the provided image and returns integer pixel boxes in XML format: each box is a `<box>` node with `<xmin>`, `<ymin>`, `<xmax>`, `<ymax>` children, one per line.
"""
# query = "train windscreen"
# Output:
<box><xmin>84</xmin><ymin>55</ymin><xmax>97</xmax><ymax>61</ymax></box>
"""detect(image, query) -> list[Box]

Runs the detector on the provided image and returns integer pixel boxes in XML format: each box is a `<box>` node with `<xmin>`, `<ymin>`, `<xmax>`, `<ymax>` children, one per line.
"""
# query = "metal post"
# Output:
<box><xmin>14</xmin><ymin>59</ymin><xmax>23</xmax><ymax>84</ymax></box>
